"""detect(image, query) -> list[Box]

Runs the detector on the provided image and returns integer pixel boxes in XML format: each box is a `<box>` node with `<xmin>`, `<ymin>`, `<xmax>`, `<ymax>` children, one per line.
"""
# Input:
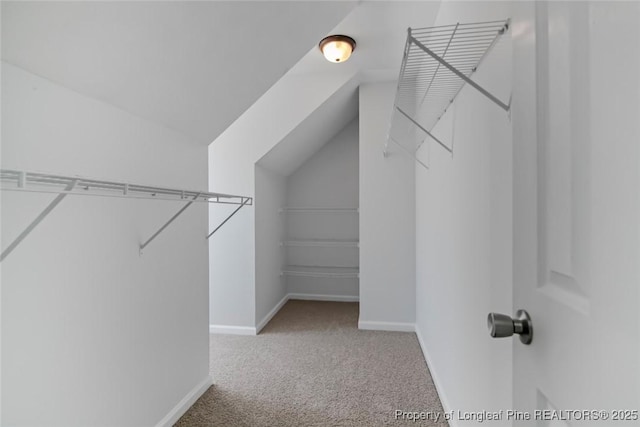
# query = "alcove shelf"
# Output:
<box><xmin>280</xmin><ymin>204</ymin><xmax>359</xmax><ymax>292</ymax></box>
<box><xmin>385</xmin><ymin>19</ymin><xmax>511</xmax><ymax>168</ymax></box>
<box><xmin>281</xmin><ymin>265</ymin><xmax>360</xmax><ymax>279</ymax></box>
<box><xmin>281</xmin><ymin>239</ymin><xmax>359</xmax><ymax>248</ymax></box>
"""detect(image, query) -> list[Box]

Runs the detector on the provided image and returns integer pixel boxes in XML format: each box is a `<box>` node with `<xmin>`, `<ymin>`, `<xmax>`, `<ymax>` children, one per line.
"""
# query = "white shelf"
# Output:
<box><xmin>279</xmin><ymin>207</ymin><xmax>358</xmax><ymax>214</ymax></box>
<box><xmin>281</xmin><ymin>239</ymin><xmax>359</xmax><ymax>248</ymax></box>
<box><xmin>0</xmin><ymin>169</ymin><xmax>251</xmax><ymax>205</ymax></box>
<box><xmin>386</xmin><ymin>19</ymin><xmax>511</xmax><ymax>167</ymax></box>
<box><xmin>281</xmin><ymin>265</ymin><xmax>359</xmax><ymax>279</ymax></box>
<box><xmin>0</xmin><ymin>169</ymin><xmax>252</xmax><ymax>261</ymax></box>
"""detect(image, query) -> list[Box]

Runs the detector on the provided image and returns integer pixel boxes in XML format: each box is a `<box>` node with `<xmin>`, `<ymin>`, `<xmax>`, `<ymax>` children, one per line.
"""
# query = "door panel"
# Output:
<box><xmin>539</xmin><ymin>1</ymin><xmax>591</xmax><ymax>314</ymax></box>
<box><xmin>512</xmin><ymin>1</ymin><xmax>639</xmax><ymax>425</ymax></box>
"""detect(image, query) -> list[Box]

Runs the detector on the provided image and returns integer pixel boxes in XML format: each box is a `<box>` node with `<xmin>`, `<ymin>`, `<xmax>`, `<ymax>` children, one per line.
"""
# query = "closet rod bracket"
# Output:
<box><xmin>1</xmin><ymin>179</ymin><xmax>77</xmax><ymax>262</ymax></box>
<box><xmin>139</xmin><ymin>193</ymin><xmax>201</xmax><ymax>255</ymax></box>
<box><xmin>206</xmin><ymin>198</ymin><xmax>250</xmax><ymax>239</ymax></box>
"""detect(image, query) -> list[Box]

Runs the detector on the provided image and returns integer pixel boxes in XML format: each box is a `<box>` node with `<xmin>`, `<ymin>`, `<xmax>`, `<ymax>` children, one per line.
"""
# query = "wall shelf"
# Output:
<box><xmin>385</xmin><ymin>19</ymin><xmax>511</xmax><ymax>169</ymax></box>
<box><xmin>281</xmin><ymin>205</ymin><xmax>359</xmax><ymax>290</ymax></box>
<box><xmin>0</xmin><ymin>169</ymin><xmax>251</xmax><ymax>205</ymax></box>
<box><xmin>281</xmin><ymin>239</ymin><xmax>359</xmax><ymax>248</ymax></box>
<box><xmin>0</xmin><ymin>169</ymin><xmax>252</xmax><ymax>260</ymax></box>
<box><xmin>281</xmin><ymin>265</ymin><xmax>359</xmax><ymax>279</ymax></box>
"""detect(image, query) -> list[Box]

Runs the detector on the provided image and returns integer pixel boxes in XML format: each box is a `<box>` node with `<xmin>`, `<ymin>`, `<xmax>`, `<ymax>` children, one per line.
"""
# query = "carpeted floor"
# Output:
<box><xmin>175</xmin><ymin>300</ymin><xmax>447</xmax><ymax>426</ymax></box>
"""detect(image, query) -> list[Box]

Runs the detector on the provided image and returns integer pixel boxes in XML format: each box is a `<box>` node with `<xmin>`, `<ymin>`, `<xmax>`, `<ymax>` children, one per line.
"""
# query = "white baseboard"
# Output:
<box><xmin>257</xmin><ymin>293</ymin><xmax>359</xmax><ymax>333</ymax></box>
<box><xmin>209</xmin><ymin>324</ymin><xmax>256</xmax><ymax>335</ymax></box>
<box><xmin>415</xmin><ymin>325</ymin><xmax>455</xmax><ymax>427</ymax></box>
<box><xmin>288</xmin><ymin>293</ymin><xmax>359</xmax><ymax>302</ymax></box>
<box><xmin>210</xmin><ymin>293</ymin><xmax>359</xmax><ymax>336</ymax></box>
<box><xmin>256</xmin><ymin>293</ymin><xmax>289</xmax><ymax>334</ymax></box>
<box><xmin>155</xmin><ymin>375</ymin><xmax>212</xmax><ymax>427</ymax></box>
<box><xmin>358</xmin><ymin>320</ymin><xmax>415</xmax><ymax>332</ymax></box>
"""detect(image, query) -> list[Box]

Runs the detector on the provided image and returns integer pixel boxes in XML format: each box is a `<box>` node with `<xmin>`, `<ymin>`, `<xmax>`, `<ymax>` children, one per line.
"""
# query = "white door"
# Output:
<box><xmin>510</xmin><ymin>1</ymin><xmax>640</xmax><ymax>425</ymax></box>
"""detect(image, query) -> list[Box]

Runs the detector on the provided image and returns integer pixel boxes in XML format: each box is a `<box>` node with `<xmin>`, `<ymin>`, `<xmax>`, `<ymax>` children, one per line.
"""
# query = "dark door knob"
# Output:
<box><xmin>487</xmin><ymin>309</ymin><xmax>533</xmax><ymax>344</ymax></box>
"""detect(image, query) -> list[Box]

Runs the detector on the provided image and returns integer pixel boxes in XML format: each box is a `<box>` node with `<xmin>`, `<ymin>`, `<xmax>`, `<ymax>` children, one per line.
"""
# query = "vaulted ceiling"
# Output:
<box><xmin>1</xmin><ymin>1</ymin><xmax>356</xmax><ymax>144</ymax></box>
<box><xmin>254</xmin><ymin>1</ymin><xmax>442</xmax><ymax>176</ymax></box>
<box><xmin>2</xmin><ymin>0</ymin><xmax>442</xmax><ymax>165</ymax></box>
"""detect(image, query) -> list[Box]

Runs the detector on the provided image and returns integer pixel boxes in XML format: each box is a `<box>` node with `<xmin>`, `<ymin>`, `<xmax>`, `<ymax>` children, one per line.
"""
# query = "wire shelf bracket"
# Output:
<box><xmin>206</xmin><ymin>198</ymin><xmax>251</xmax><ymax>240</ymax></box>
<box><xmin>0</xmin><ymin>169</ymin><xmax>252</xmax><ymax>260</ymax></box>
<box><xmin>384</xmin><ymin>19</ymin><xmax>511</xmax><ymax>168</ymax></box>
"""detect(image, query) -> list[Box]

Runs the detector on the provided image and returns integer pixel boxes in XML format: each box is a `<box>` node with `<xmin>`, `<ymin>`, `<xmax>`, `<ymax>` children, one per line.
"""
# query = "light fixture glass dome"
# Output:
<box><xmin>319</xmin><ymin>35</ymin><xmax>356</xmax><ymax>63</ymax></box>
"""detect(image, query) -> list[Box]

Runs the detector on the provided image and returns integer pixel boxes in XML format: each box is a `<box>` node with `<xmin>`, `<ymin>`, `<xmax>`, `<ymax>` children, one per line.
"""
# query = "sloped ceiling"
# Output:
<box><xmin>1</xmin><ymin>1</ymin><xmax>356</xmax><ymax>144</ymax></box>
<box><xmin>252</xmin><ymin>1</ymin><xmax>441</xmax><ymax>176</ymax></box>
<box><xmin>257</xmin><ymin>75</ymin><xmax>359</xmax><ymax>176</ymax></box>
<box><xmin>292</xmin><ymin>1</ymin><xmax>442</xmax><ymax>78</ymax></box>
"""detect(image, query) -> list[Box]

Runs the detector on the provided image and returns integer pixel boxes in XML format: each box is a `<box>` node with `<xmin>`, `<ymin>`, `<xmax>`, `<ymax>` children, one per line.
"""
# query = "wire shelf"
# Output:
<box><xmin>281</xmin><ymin>239</ymin><xmax>359</xmax><ymax>248</ymax></box>
<box><xmin>0</xmin><ymin>169</ymin><xmax>251</xmax><ymax>205</ymax></box>
<box><xmin>386</xmin><ymin>19</ymin><xmax>510</xmax><ymax>168</ymax></box>
<box><xmin>281</xmin><ymin>265</ymin><xmax>359</xmax><ymax>279</ymax></box>
<box><xmin>0</xmin><ymin>169</ymin><xmax>252</xmax><ymax>260</ymax></box>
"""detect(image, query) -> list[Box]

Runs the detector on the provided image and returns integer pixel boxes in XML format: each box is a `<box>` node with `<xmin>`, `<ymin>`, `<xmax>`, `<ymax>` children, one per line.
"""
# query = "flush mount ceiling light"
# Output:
<box><xmin>319</xmin><ymin>35</ymin><xmax>356</xmax><ymax>63</ymax></box>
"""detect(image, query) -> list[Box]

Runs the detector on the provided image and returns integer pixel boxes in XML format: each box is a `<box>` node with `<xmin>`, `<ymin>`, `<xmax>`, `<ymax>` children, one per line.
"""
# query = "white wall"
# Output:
<box><xmin>208</xmin><ymin>201</ymin><xmax>255</xmax><ymax>331</ymax></box>
<box><xmin>285</xmin><ymin>119</ymin><xmax>359</xmax><ymax>299</ymax></box>
<box><xmin>1</xmin><ymin>63</ymin><xmax>210</xmax><ymax>426</ymax></box>
<box><xmin>209</xmin><ymin>72</ymin><xmax>357</xmax><ymax>330</ymax></box>
<box><xmin>254</xmin><ymin>166</ymin><xmax>287</xmax><ymax>330</ymax></box>
<box><xmin>359</xmin><ymin>82</ymin><xmax>416</xmax><ymax>330</ymax></box>
<box><xmin>286</xmin><ymin>119</ymin><xmax>359</xmax><ymax>209</ymax></box>
<box><xmin>414</xmin><ymin>1</ymin><xmax>513</xmax><ymax>424</ymax></box>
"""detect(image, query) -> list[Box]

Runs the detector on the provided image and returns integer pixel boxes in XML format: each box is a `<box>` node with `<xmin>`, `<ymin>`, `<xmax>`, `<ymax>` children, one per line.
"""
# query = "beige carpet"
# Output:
<box><xmin>175</xmin><ymin>300</ymin><xmax>447</xmax><ymax>426</ymax></box>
